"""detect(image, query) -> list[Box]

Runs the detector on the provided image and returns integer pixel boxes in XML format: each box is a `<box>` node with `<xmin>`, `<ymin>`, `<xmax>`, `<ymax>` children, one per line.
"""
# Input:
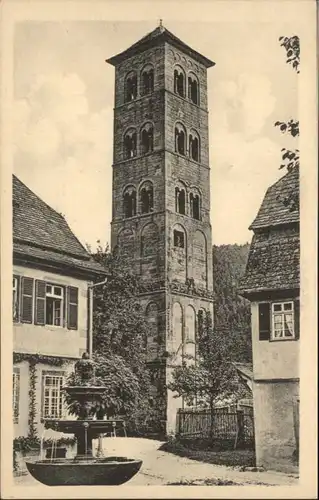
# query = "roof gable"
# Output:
<box><xmin>250</xmin><ymin>168</ymin><xmax>299</xmax><ymax>230</ymax></box>
<box><xmin>106</xmin><ymin>25</ymin><xmax>215</xmax><ymax>68</ymax></box>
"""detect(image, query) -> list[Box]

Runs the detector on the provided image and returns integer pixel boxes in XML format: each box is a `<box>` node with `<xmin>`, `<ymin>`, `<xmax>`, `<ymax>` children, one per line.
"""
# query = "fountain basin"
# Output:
<box><xmin>26</xmin><ymin>457</ymin><xmax>143</xmax><ymax>486</ymax></box>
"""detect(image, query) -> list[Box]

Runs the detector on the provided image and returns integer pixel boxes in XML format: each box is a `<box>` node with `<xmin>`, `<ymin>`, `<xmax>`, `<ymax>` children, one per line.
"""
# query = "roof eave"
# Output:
<box><xmin>238</xmin><ymin>285</ymin><xmax>299</xmax><ymax>300</ymax></box>
<box><xmin>106</xmin><ymin>32</ymin><xmax>215</xmax><ymax>68</ymax></box>
<box><xmin>13</xmin><ymin>251</ymin><xmax>109</xmax><ymax>280</ymax></box>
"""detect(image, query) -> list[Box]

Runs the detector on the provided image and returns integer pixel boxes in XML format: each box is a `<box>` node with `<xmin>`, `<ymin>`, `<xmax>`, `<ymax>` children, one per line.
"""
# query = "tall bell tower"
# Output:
<box><xmin>106</xmin><ymin>23</ymin><xmax>215</xmax><ymax>434</ymax></box>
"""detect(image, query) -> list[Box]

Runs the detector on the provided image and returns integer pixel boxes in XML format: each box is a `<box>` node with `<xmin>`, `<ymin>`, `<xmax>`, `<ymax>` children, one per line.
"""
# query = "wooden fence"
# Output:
<box><xmin>176</xmin><ymin>406</ymin><xmax>255</xmax><ymax>448</ymax></box>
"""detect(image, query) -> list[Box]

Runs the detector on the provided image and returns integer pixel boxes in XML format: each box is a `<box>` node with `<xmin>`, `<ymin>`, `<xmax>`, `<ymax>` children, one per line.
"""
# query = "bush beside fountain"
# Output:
<box><xmin>25</xmin><ymin>353</ymin><xmax>142</xmax><ymax>486</ymax></box>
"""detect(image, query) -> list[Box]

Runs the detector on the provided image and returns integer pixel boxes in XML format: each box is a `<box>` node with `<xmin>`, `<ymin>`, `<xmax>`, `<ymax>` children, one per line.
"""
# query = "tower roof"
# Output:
<box><xmin>106</xmin><ymin>24</ymin><xmax>215</xmax><ymax>68</ymax></box>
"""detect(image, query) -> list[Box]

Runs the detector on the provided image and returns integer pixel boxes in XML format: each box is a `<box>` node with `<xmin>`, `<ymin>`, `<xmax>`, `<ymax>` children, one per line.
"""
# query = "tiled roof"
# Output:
<box><xmin>13</xmin><ymin>175</ymin><xmax>106</xmax><ymax>277</ymax></box>
<box><xmin>233</xmin><ymin>363</ymin><xmax>253</xmax><ymax>381</ymax></box>
<box><xmin>13</xmin><ymin>242</ymin><xmax>105</xmax><ymax>276</ymax></box>
<box><xmin>239</xmin><ymin>232</ymin><xmax>300</xmax><ymax>294</ymax></box>
<box><xmin>250</xmin><ymin>168</ymin><xmax>299</xmax><ymax>230</ymax></box>
<box><xmin>106</xmin><ymin>25</ymin><xmax>215</xmax><ymax>68</ymax></box>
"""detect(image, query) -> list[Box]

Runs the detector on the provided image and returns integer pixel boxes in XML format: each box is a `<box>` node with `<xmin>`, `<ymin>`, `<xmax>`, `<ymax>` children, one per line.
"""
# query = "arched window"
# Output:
<box><xmin>123</xmin><ymin>185</ymin><xmax>137</xmax><ymax>218</ymax></box>
<box><xmin>124</xmin><ymin>128</ymin><xmax>137</xmax><ymax>159</ymax></box>
<box><xmin>172</xmin><ymin>224</ymin><xmax>187</xmax><ymax>282</ymax></box>
<box><xmin>189</xmin><ymin>130</ymin><xmax>200</xmax><ymax>162</ymax></box>
<box><xmin>175</xmin><ymin>187</ymin><xmax>186</xmax><ymax>215</ymax></box>
<box><xmin>141</xmin><ymin>65</ymin><xmax>154</xmax><ymax>96</ymax></box>
<box><xmin>174</xmin><ymin>66</ymin><xmax>185</xmax><ymax>98</ymax></box>
<box><xmin>125</xmin><ymin>71</ymin><xmax>137</xmax><ymax>102</ymax></box>
<box><xmin>189</xmin><ymin>188</ymin><xmax>201</xmax><ymax>220</ymax></box>
<box><xmin>175</xmin><ymin>123</ymin><xmax>186</xmax><ymax>156</ymax></box>
<box><xmin>140</xmin><ymin>122</ymin><xmax>154</xmax><ymax>155</ymax></box>
<box><xmin>188</xmin><ymin>73</ymin><xmax>199</xmax><ymax>105</ymax></box>
<box><xmin>139</xmin><ymin>181</ymin><xmax>154</xmax><ymax>214</ymax></box>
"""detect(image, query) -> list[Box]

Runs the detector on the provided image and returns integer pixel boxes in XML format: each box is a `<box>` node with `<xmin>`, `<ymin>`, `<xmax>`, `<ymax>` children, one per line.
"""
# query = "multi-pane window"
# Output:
<box><xmin>42</xmin><ymin>373</ymin><xmax>64</xmax><ymax>419</ymax></box>
<box><xmin>46</xmin><ymin>284</ymin><xmax>64</xmax><ymax>327</ymax></box>
<box><xmin>271</xmin><ymin>302</ymin><xmax>295</xmax><ymax>340</ymax></box>
<box><xmin>13</xmin><ymin>369</ymin><xmax>20</xmax><ymax>424</ymax></box>
<box><xmin>12</xmin><ymin>275</ymin><xmax>78</xmax><ymax>329</ymax></box>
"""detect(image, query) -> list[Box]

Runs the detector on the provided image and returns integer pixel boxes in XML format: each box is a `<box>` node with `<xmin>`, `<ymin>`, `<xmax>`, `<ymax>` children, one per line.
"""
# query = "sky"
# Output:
<box><xmin>13</xmin><ymin>17</ymin><xmax>299</xmax><ymax>249</ymax></box>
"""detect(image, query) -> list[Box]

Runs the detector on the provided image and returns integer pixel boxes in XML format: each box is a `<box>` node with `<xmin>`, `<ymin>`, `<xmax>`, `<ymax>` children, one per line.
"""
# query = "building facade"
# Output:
<box><xmin>239</xmin><ymin>168</ymin><xmax>300</xmax><ymax>473</ymax></box>
<box><xmin>106</xmin><ymin>25</ymin><xmax>215</xmax><ymax>433</ymax></box>
<box><xmin>12</xmin><ymin>175</ymin><xmax>106</xmax><ymax>438</ymax></box>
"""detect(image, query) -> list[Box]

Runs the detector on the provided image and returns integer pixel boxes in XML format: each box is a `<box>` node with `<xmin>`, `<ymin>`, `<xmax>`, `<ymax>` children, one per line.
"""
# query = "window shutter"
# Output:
<box><xmin>13</xmin><ymin>275</ymin><xmax>20</xmax><ymax>322</ymax></box>
<box><xmin>67</xmin><ymin>286</ymin><xmax>78</xmax><ymax>330</ymax></box>
<box><xmin>35</xmin><ymin>280</ymin><xmax>46</xmax><ymax>325</ymax></box>
<box><xmin>258</xmin><ymin>302</ymin><xmax>270</xmax><ymax>341</ymax></box>
<box><xmin>294</xmin><ymin>299</ymin><xmax>300</xmax><ymax>340</ymax></box>
<box><xmin>21</xmin><ymin>277</ymin><xmax>34</xmax><ymax>323</ymax></box>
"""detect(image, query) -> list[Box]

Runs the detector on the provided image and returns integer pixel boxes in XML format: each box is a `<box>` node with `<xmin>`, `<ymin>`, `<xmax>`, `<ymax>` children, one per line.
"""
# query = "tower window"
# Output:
<box><xmin>125</xmin><ymin>72</ymin><xmax>137</xmax><ymax>102</ymax></box>
<box><xmin>141</xmin><ymin>123</ymin><xmax>154</xmax><ymax>155</ymax></box>
<box><xmin>174</xmin><ymin>66</ymin><xmax>185</xmax><ymax>98</ymax></box>
<box><xmin>124</xmin><ymin>129</ymin><xmax>137</xmax><ymax>159</ymax></box>
<box><xmin>175</xmin><ymin>187</ymin><xmax>186</xmax><ymax>215</ymax></box>
<box><xmin>188</xmin><ymin>73</ymin><xmax>199</xmax><ymax>105</ymax></box>
<box><xmin>189</xmin><ymin>131</ymin><xmax>200</xmax><ymax>162</ymax></box>
<box><xmin>140</xmin><ymin>181</ymin><xmax>154</xmax><ymax>214</ymax></box>
<box><xmin>175</xmin><ymin>123</ymin><xmax>186</xmax><ymax>156</ymax></box>
<box><xmin>123</xmin><ymin>186</ymin><xmax>137</xmax><ymax>218</ymax></box>
<box><xmin>190</xmin><ymin>192</ymin><xmax>201</xmax><ymax>220</ymax></box>
<box><xmin>141</xmin><ymin>65</ymin><xmax>154</xmax><ymax>96</ymax></box>
<box><xmin>173</xmin><ymin>230</ymin><xmax>185</xmax><ymax>249</ymax></box>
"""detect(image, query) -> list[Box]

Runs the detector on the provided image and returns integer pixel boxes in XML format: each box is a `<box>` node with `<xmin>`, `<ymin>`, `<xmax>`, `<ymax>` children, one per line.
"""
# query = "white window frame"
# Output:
<box><xmin>13</xmin><ymin>276</ymin><xmax>18</xmax><ymax>321</ymax></box>
<box><xmin>13</xmin><ymin>370</ymin><xmax>20</xmax><ymax>424</ymax></box>
<box><xmin>42</xmin><ymin>372</ymin><xmax>64</xmax><ymax>419</ymax></box>
<box><xmin>45</xmin><ymin>284</ymin><xmax>64</xmax><ymax>327</ymax></box>
<box><xmin>271</xmin><ymin>301</ymin><xmax>295</xmax><ymax>341</ymax></box>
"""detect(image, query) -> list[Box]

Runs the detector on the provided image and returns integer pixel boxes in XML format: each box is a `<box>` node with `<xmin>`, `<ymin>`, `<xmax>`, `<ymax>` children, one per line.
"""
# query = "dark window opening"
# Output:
<box><xmin>140</xmin><ymin>184</ymin><xmax>154</xmax><ymax>214</ymax></box>
<box><xmin>189</xmin><ymin>134</ymin><xmax>199</xmax><ymax>162</ymax></box>
<box><xmin>190</xmin><ymin>193</ymin><xmax>200</xmax><ymax>220</ymax></box>
<box><xmin>124</xmin><ymin>131</ymin><xmax>137</xmax><ymax>159</ymax></box>
<box><xmin>174</xmin><ymin>69</ymin><xmax>185</xmax><ymax>98</ymax></box>
<box><xmin>175</xmin><ymin>187</ymin><xmax>186</xmax><ymax>215</ymax></box>
<box><xmin>188</xmin><ymin>76</ymin><xmax>199</xmax><ymax>105</ymax></box>
<box><xmin>142</xmin><ymin>69</ymin><xmax>154</xmax><ymax>95</ymax></box>
<box><xmin>125</xmin><ymin>73</ymin><xmax>137</xmax><ymax>102</ymax></box>
<box><xmin>141</xmin><ymin>126</ymin><xmax>154</xmax><ymax>155</ymax></box>
<box><xmin>123</xmin><ymin>188</ymin><xmax>137</xmax><ymax>218</ymax></box>
<box><xmin>175</xmin><ymin>127</ymin><xmax>186</xmax><ymax>156</ymax></box>
<box><xmin>173</xmin><ymin>230</ymin><xmax>185</xmax><ymax>249</ymax></box>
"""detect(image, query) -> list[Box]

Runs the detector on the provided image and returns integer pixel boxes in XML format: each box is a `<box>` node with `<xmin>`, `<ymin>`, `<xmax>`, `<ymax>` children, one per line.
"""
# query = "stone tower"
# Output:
<box><xmin>106</xmin><ymin>23</ymin><xmax>215</xmax><ymax>434</ymax></box>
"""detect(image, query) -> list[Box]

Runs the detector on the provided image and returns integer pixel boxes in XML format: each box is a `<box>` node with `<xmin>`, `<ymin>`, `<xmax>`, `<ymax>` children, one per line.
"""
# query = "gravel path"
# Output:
<box><xmin>14</xmin><ymin>437</ymin><xmax>298</xmax><ymax>488</ymax></box>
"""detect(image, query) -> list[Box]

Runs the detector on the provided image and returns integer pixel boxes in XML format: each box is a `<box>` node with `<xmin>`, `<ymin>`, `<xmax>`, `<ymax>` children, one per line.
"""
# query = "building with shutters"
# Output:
<box><xmin>239</xmin><ymin>168</ymin><xmax>300</xmax><ymax>473</ymax></box>
<box><xmin>12</xmin><ymin>175</ymin><xmax>106</xmax><ymax>438</ymax></box>
<box><xmin>106</xmin><ymin>23</ymin><xmax>215</xmax><ymax>434</ymax></box>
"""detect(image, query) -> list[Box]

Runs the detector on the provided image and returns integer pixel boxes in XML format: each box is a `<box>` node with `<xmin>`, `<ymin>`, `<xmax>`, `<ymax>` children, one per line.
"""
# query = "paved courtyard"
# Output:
<box><xmin>14</xmin><ymin>437</ymin><xmax>298</xmax><ymax>487</ymax></box>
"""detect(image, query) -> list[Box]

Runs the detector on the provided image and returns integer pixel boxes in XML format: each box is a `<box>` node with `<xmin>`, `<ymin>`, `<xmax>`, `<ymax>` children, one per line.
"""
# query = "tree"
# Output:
<box><xmin>168</xmin><ymin>311</ymin><xmax>248</xmax><ymax>437</ymax></box>
<box><xmin>275</xmin><ymin>35</ymin><xmax>300</xmax><ymax>211</ymax></box>
<box><xmin>84</xmin><ymin>245</ymin><xmax>157</xmax><ymax>434</ymax></box>
<box><xmin>212</xmin><ymin>244</ymin><xmax>252</xmax><ymax>363</ymax></box>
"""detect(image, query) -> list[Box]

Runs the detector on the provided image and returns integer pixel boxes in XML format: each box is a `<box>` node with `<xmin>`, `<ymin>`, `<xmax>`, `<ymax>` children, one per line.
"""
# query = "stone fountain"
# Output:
<box><xmin>26</xmin><ymin>353</ymin><xmax>142</xmax><ymax>486</ymax></box>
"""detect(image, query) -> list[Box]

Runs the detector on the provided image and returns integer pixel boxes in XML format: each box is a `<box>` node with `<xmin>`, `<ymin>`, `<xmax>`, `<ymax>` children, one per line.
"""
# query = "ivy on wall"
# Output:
<box><xmin>13</xmin><ymin>352</ymin><xmax>74</xmax><ymax>437</ymax></box>
<box><xmin>27</xmin><ymin>360</ymin><xmax>38</xmax><ymax>439</ymax></box>
<box><xmin>13</xmin><ymin>352</ymin><xmax>73</xmax><ymax>366</ymax></box>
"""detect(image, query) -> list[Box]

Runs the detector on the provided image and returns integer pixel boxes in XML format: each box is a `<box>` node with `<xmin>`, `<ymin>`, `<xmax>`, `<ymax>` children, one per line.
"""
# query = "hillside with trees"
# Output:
<box><xmin>212</xmin><ymin>243</ymin><xmax>251</xmax><ymax>362</ymax></box>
